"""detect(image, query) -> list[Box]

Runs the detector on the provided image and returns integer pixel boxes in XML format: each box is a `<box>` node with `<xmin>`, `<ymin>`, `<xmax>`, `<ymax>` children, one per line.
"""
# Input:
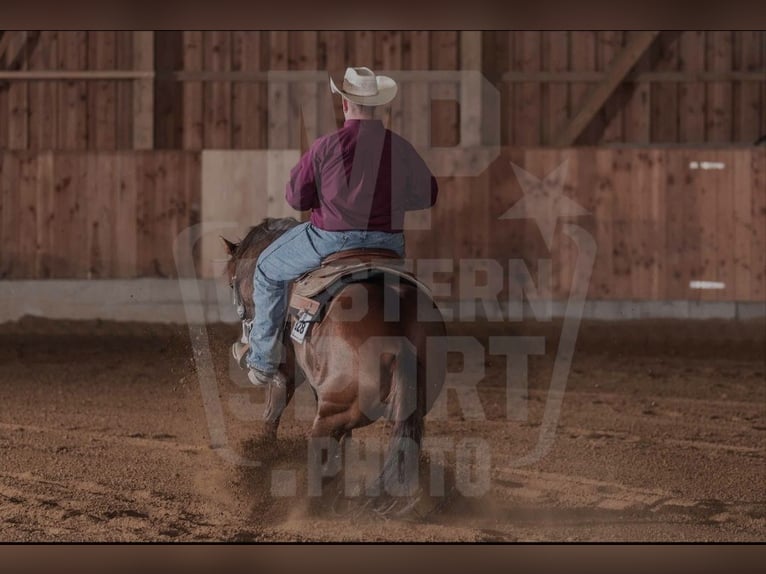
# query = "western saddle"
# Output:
<box><xmin>286</xmin><ymin>248</ymin><xmax>430</xmax><ymax>343</ymax></box>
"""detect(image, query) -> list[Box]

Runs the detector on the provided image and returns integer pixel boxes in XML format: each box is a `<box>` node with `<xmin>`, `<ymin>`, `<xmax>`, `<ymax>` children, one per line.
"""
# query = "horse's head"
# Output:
<box><xmin>221</xmin><ymin>217</ymin><xmax>301</xmax><ymax>321</ymax></box>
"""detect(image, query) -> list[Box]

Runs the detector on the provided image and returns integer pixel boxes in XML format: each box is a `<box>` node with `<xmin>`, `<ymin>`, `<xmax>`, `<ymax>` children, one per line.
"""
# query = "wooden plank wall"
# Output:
<box><xmin>0</xmin><ymin>31</ymin><xmax>137</xmax><ymax>150</ymax></box>
<box><xmin>486</xmin><ymin>30</ymin><xmax>766</xmax><ymax>146</ymax></box>
<box><xmin>0</xmin><ymin>152</ymin><xmax>200</xmax><ymax>278</ymax></box>
<box><xmin>199</xmin><ymin>150</ymin><xmax>301</xmax><ymax>278</ymax></box>
<box><xmin>169</xmin><ymin>31</ymin><xmax>465</xmax><ymax>150</ymax></box>
<box><xmin>167</xmin><ymin>30</ymin><xmax>763</xmax><ymax>148</ymax></box>
<box><xmin>1</xmin><ymin>31</ymin><xmax>764</xmax><ymax>150</ymax></box>
<box><xmin>409</xmin><ymin>147</ymin><xmax>766</xmax><ymax>303</ymax></box>
<box><xmin>0</xmin><ymin>148</ymin><xmax>763</xmax><ymax>303</ymax></box>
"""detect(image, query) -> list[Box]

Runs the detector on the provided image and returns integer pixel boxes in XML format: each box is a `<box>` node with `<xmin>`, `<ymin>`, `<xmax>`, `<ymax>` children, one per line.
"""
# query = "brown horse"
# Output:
<box><xmin>222</xmin><ymin>217</ymin><xmax>446</xmax><ymax>496</ymax></box>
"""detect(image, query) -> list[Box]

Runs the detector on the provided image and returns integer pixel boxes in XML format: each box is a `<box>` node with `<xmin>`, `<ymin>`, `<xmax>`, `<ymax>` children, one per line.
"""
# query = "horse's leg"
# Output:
<box><xmin>305</xmin><ymin>411</ymin><xmax>356</xmax><ymax>516</ymax></box>
<box><xmin>306</xmin><ymin>412</ymin><xmax>348</xmax><ymax>492</ymax></box>
<box><xmin>262</xmin><ymin>333</ymin><xmax>307</xmax><ymax>441</ymax></box>
<box><xmin>262</xmin><ymin>372</ymin><xmax>305</xmax><ymax>441</ymax></box>
<box><xmin>308</xmin><ymin>415</ymin><xmax>345</xmax><ymax>457</ymax></box>
<box><xmin>262</xmin><ymin>383</ymin><xmax>290</xmax><ymax>441</ymax></box>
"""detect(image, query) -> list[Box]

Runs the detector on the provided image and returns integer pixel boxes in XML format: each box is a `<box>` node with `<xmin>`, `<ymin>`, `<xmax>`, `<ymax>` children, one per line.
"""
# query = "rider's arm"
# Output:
<box><xmin>285</xmin><ymin>146</ymin><xmax>320</xmax><ymax>211</ymax></box>
<box><xmin>404</xmin><ymin>146</ymin><xmax>439</xmax><ymax>211</ymax></box>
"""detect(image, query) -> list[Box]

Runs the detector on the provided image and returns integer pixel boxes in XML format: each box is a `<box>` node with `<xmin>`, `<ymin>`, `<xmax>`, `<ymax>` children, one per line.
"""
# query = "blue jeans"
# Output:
<box><xmin>247</xmin><ymin>222</ymin><xmax>406</xmax><ymax>372</ymax></box>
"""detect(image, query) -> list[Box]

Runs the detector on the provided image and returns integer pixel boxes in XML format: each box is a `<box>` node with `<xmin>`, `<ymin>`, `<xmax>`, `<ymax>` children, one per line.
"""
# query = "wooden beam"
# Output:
<box><xmin>5</xmin><ymin>66</ymin><xmax>763</xmax><ymax>85</ymax></box>
<box><xmin>553</xmin><ymin>31</ymin><xmax>660</xmax><ymax>146</ymax></box>
<box><xmin>174</xmin><ymin>70</ymin><xmax>461</xmax><ymax>82</ymax></box>
<box><xmin>0</xmin><ymin>70</ymin><xmax>154</xmax><ymax>80</ymax></box>
<box><xmin>503</xmin><ymin>70</ymin><xmax>766</xmax><ymax>83</ymax></box>
<box><xmin>0</xmin><ymin>32</ymin><xmax>42</xmax><ymax>90</ymax></box>
<box><xmin>0</xmin><ymin>32</ymin><xmax>14</xmax><ymax>65</ymax></box>
<box><xmin>5</xmin><ymin>31</ymin><xmax>40</xmax><ymax>71</ymax></box>
<box><xmin>132</xmin><ymin>31</ymin><xmax>154</xmax><ymax>150</ymax></box>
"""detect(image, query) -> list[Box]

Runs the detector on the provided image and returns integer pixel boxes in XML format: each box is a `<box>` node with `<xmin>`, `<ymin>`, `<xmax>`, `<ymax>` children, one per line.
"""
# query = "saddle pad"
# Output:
<box><xmin>291</xmin><ymin>259</ymin><xmax>430</xmax><ymax>301</ymax></box>
<box><xmin>287</xmin><ymin>259</ymin><xmax>433</xmax><ymax>343</ymax></box>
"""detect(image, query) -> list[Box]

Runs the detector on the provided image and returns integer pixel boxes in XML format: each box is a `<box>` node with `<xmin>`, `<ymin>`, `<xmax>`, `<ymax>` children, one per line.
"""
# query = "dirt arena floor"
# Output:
<box><xmin>0</xmin><ymin>316</ymin><xmax>764</xmax><ymax>542</ymax></box>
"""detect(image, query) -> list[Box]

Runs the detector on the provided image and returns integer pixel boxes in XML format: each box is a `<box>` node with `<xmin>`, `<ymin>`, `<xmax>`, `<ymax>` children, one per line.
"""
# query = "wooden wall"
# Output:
<box><xmin>154</xmin><ymin>31</ymin><xmax>466</xmax><ymax>150</ymax></box>
<box><xmin>0</xmin><ymin>31</ymin><xmax>138</xmax><ymax>150</ymax></box>
<box><xmin>485</xmin><ymin>31</ymin><xmax>766</xmax><ymax>146</ymax></box>
<box><xmin>4</xmin><ymin>148</ymin><xmax>762</xmax><ymax>304</ymax></box>
<box><xmin>199</xmin><ymin>150</ymin><xmax>301</xmax><ymax>278</ymax></box>
<box><xmin>416</xmin><ymin>147</ymin><xmax>766</xmax><ymax>303</ymax></box>
<box><xmin>0</xmin><ymin>152</ymin><xmax>200</xmax><ymax>278</ymax></box>
<box><xmin>157</xmin><ymin>30</ymin><xmax>766</xmax><ymax>148</ymax></box>
<box><xmin>3</xmin><ymin>31</ymin><xmax>762</xmax><ymax>151</ymax></box>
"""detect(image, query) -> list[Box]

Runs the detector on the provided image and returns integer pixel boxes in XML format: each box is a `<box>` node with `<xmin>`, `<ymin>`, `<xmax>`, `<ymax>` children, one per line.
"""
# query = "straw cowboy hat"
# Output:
<box><xmin>329</xmin><ymin>67</ymin><xmax>398</xmax><ymax>106</ymax></box>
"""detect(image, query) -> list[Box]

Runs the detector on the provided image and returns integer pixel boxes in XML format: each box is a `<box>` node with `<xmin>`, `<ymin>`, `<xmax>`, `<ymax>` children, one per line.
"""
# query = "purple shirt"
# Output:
<box><xmin>285</xmin><ymin>119</ymin><xmax>438</xmax><ymax>232</ymax></box>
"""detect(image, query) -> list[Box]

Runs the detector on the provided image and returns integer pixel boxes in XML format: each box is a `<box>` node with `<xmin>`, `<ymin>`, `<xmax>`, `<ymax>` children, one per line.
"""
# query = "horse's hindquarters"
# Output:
<box><xmin>288</xmin><ymin>281</ymin><xmax>446</xmax><ymax>500</ymax></box>
<box><xmin>298</xmin><ymin>281</ymin><xmax>446</xmax><ymax>422</ymax></box>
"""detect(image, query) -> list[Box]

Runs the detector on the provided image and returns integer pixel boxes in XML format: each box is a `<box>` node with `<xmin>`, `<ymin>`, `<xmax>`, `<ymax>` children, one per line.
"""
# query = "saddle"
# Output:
<box><xmin>287</xmin><ymin>248</ymin><xmax>430</xmax><ymax>343</ymax></box>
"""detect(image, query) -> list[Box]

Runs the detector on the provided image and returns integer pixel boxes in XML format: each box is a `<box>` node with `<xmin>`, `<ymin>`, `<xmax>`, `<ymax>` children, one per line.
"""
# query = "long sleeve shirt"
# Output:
<box><xmin>285</xmin><ymin>119</ymin><xmax>438</xmax><ymax>232</ymax></box>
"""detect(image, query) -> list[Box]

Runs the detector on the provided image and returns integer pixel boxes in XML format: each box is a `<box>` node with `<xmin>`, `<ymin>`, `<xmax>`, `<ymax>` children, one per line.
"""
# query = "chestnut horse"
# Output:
<box><xmin>223</xmin><ymin>218</ymin><xmax>446</xmax><ymax>495</ymax></box>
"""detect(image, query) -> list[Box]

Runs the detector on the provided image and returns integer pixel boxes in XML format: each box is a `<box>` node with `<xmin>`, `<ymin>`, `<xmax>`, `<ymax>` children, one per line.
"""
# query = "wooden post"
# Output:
<box><xmin>405</xmin><ymin>31</ymin><xmax>430</xmax><ymax>148</ymax></box>
<box><xmin>460</xmin><ymin>31</ymin><xmax>482</xmax><ymax>146</ymax></box>
<box><xmin>182</xmin><ymin>31</ymin><xmax>204</xmax><ymax>149</ymax></box>
<box><xmin>679</xmin><ymin>31</ymin><xmax>706</xmax><ymax>143</ymax></box>
<box><xmin>88</xmin><ymin>31</ymin><xmax>118</xmax><ymax>150</ymax></box>
<box><xmin>289</xmin><ymin>31</ymin><xmax>318</xmax><ymax>149</ymax></box>
<box><xmin>153</xmin><ymin>31</ymin><xmax>184</xmax><ymax>149</ymax></box>
<box><xmin>7</xmin><ymin>31</ymin><xmax>30</xmax><ymax>150</ymax></box>
<box><xmin>319</xmin><ymin>31</ymin><xmax>345</xmax><ymax>136</ymax></box>
<box><xmin>204</xmin><ymin>31</ymin><xmax>232</xmax><ymax>149</ymax></box>
<box><xmin>542</xmin><ymin>31</ymin><xmax>569</xmax><ymax>146</ymax></box>
<box><xmin>430</xmin><ymin>31</ymin><xmax>459</xmax><ymax>147</ymax></box>
<box><xmin>132</xmin><ymin>31</ymin><xmax>154</xmax><ymax>150</ymax></box>
<box><xmin>267</xmin><ymin>32</ymin><xmax>289</xmax><ymax>149</ymax></box>
<box><xmin>553</xmin><ymin>31</ymin><xmax>659</xmax><ymax>146</ymax></box>
<box><xmin>512</xmin><ymin>31</ymin><xmax>543</xmax><ymax>146</ymax></box>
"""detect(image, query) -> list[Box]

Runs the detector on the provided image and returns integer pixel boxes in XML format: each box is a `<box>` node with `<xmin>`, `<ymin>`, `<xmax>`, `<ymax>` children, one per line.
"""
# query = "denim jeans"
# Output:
<box><xmin>247</xmin><ymin>222</ymin><xmax>406</xmax><ymax>372</ymax></box>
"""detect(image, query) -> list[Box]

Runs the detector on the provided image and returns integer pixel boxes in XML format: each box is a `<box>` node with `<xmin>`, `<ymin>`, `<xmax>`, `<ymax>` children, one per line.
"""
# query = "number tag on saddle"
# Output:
<box><xmin>290</xmin><ymin>310</ymin><xmax>314</xmax><ymax>344</ymax></box>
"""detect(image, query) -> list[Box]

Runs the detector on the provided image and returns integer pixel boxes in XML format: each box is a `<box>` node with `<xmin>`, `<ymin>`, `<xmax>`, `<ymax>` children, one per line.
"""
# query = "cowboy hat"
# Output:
<box><xmin>329</xmin><ymin>67</ymin><xmax>398</xmax><ymax>106</ymax></box>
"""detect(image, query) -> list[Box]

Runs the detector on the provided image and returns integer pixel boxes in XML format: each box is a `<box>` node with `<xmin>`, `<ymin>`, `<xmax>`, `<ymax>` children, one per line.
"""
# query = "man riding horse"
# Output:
<box><xmin>232</xmin><ymin>66</ymin><xmax>439</xmax><ymax>387</ymax></box>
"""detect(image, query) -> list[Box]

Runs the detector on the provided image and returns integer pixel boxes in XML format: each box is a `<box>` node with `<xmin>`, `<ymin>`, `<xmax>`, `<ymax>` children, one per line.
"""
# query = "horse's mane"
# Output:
<box><xmin>234</xmin><ymin>217</ymin><xmax>300</xmax><ymax>259</ymax></box>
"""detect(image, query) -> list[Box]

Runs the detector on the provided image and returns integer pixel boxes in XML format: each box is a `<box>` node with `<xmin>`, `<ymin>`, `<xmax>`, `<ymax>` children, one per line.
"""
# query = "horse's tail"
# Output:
<box><xmin>379</xmin><ymin>342</ymin><xmax>423</xmax><ymax>497</ymax></box>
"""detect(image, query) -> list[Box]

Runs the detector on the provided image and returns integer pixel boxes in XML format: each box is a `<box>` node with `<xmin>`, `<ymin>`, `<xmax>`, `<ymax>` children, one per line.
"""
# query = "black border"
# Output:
<box><xmin>0</xmin><ymin>0</ymin><xmax>764</xmax><ymax>568</ymax></box>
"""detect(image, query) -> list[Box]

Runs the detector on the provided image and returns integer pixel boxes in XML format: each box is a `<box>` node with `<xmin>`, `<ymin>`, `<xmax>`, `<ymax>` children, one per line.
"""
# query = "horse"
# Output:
<box><xmin>222</xmin><ymin>217</ymin><xmax>447</xmax><ymax>499</ymax></box>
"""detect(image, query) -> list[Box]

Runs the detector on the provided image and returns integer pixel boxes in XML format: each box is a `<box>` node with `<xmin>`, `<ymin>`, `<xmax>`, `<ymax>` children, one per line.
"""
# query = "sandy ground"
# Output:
<box><xmin>0</xmin><ymin>317</ymin><xmax>764</xmax><ymax>542</ymax></box>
